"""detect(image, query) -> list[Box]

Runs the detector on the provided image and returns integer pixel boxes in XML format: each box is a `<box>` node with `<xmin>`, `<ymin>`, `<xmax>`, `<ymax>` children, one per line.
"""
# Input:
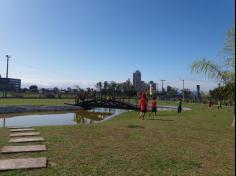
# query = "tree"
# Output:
<box><xmin>29</xmin><ymin>85</ymin><xmax>38</xmax><ymax>93</ymax></box>
<box><xmin>104</xmin><ymin>81</ymin><xmax>109</xmax><ymax>91</ymax></box>
<box><xmin>183</xmin><ymin>89</ymin><xmax>192</xmax><ymax>99</ymax></box>
<box><xmin>53</xmin><ymin>87</ymin><xmax>60</xmax><ymax>94</ymax></box>
<box><xmin>95</xmin><ymin>82</ymin><xmax>102</xmax><ymax>91</ymax></box>
<box><xmin>74</xmin><ymin>85</ymin><xmax>83</xmax><ymax>94</ymax></box>
<box><xmin>191</xmin><ymin>27</ymin><xmax>235</xmax><ymax>85</ymax></box>
<box><xmin>166</xmin><ymin>86</ymin><xmax>178</xmax><ymax>99</ymax></box>
<box><xmin>191</xmin><ymin>27</ymin><xmax>235</xmax><ymax>126</ymax></box>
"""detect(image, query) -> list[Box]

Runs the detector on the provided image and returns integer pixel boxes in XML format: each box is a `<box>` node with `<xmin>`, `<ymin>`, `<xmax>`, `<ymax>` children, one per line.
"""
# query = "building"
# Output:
<box><xmin>133</xmin><ymin>70</ymin><xmax>141</xmax><ymax>90</ymax></box>
<box><xmin>140</xmin><ymin>81</ymin><xmax>149</xmax><ymax>93</ymax></box>
<box><xmin>125</xmin><ymin>78</ymin><xmax>132</xmax><ymax>88</ymax></box>
<box><xmin>0</xmin><ymin>77</ymin><xmax>21</xmax><ymax>91</ymax></box>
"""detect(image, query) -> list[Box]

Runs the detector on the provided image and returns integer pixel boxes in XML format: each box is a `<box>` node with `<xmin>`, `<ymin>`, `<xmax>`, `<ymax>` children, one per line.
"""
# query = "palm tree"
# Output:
<box><xmin>191</xmin><ymin>27</ymin><xmax>235</xmax><ymax>127</ymax></box>
<box><xmin>95</xmin><ymin>82</ymin><xmax>102</xmax><ymax>91</ymax></box>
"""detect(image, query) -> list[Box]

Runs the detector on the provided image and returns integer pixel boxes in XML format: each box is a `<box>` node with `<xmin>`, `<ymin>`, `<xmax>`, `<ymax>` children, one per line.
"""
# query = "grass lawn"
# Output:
<box><xmin>0</xmin><ymin>103</ymin><xmax>235</xmax><ymax>176</ymax></box>
<box><xmin>0</xmin><ymin>98</ymin><xmax>75</xmax><ymax>106</ymax></box>
<box><xmin>0</xmin><ymin>98</ymin><xmax>188</xmax><ymax>106</ymax></box>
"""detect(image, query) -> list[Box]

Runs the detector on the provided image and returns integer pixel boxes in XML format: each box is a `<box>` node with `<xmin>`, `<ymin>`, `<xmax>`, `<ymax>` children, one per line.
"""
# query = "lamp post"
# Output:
<box><xmin>182</xmin><ymin>80</ymin><xmax>185</xmax><ymax>101</ymax></box>
<box><xmin>5</xmin><ymin>55</ymin><xmax>11</xmax><ymax>98</ymax></box>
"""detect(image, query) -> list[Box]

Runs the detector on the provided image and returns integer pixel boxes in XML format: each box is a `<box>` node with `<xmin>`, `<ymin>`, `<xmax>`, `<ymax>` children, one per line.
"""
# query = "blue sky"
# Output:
<box><xmin>0</xmin><ymin>0</ymin><xmax>234</xmax><ymax>91</ymax></box>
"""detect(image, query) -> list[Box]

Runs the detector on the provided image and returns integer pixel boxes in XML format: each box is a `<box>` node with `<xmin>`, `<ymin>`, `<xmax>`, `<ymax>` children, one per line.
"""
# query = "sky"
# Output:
<box><xmin>0</xmin><ymin>0</ymin><xmax>234</xmax><ymax>91</ymax></box>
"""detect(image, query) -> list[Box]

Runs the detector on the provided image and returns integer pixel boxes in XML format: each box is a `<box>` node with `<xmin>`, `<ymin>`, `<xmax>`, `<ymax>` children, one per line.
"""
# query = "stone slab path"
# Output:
<box><xmin>9</xmin><ymin>137</ymin><xmax>45</xmax><ymax>143</ymax></box>
<box><xmin>0</xmin><ymin>127</ymin><xmax>48</xmax><ymax>171</ymax></box>
<box><xmin>8</xmin><ymin>126</ymin><xmax>32</xmax><ymax>129</ymax></box>
<box><xmin>10</xmin><ymin>132</ymin><xmax>40</xmax><ymax>137</ymax></box>
<box><xmin>1</xmin><ymin>145</ymin><xmax>47</xmax><ymax>154</ymax></box>
<box><xmin>0</xmin><ymin>157</ymin><xmax>47</xmax><ymax>171</ymax></box>
<box><xmin>10</xmin><ymin>128</ymin><xmax>35</xmax><ymax>132</ymax></box>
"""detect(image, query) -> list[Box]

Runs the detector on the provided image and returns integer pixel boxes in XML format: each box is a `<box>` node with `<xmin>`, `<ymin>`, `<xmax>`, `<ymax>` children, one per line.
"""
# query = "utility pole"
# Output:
<box><xmin>160</xmin><ymin>80</ymin><xmax>166</xmax><ymax>93</ymax></box>
<box><xmin>182</xmin><ymin>80</ymin><xmax>185</xmax><ymax>101</ymax></box>
<box><xmin>5</xmin><ymin>55</ymin><xmax>10</xmax><ymax>98</ymax></box>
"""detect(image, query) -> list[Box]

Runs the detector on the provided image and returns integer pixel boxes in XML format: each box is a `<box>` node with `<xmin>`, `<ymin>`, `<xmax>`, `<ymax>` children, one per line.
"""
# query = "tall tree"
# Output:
<box><xmin>95</xmin><ymin>82</ymin><xmax>102</xmax><ymax>91</ymax></box>
<box><xmin>191</xmin><ymin>27</ymin><xmax>235</xmax><ymax>127</ymax></box>
<box><xmin>191</xmin><ymin>27</ymin><xmax>235</xmax><ymax>84</ymax></box>
<box><xmin>104</xmin><ymin>81</ymin><xmax>109</xmax><ymax>90</ymax></box>
<box><xmin>29</xmin><ymin>85</ymin><xmax>38</xmax><ymax>93</ymax></box>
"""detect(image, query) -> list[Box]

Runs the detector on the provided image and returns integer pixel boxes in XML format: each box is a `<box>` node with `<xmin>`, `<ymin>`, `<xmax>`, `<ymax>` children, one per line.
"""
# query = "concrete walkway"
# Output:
<box><xmin>1</xmin><ymin>145</ymin><xmax>47</xmax><ymax>154</ymax></box>
<box><xmin>9</xmin><ymin>137</ymin><xmax>45</xmax><ymax>143</ymax></box>
<box><xmin>0</xmin><ymin>157</ymin><xmax>47</xmax><ymax>170</ymax></box>
<box><xmin>0</xmin><ymin>127</ymin><xmax>47</xmax><ymax>171</ymax></box>
<box><xmin>10</xmin><ymin>132</ymin><xmax>40</xmax><ymax>137</ymax></box>
<box><xmin>10</xmin><ymin>128</ymin><xmax>36</xmax><ymax>132</ymax></box>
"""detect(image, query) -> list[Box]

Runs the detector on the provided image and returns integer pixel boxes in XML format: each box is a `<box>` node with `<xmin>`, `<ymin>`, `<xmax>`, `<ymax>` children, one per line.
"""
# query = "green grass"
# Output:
<box><xmin>0</xmin><ymin>102</ymin><xmax>235</xmax><ymax>175</ymax></box>
<box><xmin>0</xmin><ymin>98</ymin><xmax>75</xmax><ymax>106</ymax></box>
<box><xmin>0</xmin><ymin>98</ymin><xmax>191</xmax><ymax>107</ymax></box>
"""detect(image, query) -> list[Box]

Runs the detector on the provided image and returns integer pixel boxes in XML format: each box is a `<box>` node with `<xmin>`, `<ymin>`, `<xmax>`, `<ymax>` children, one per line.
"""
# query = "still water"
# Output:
<box><xmin>0</xmin><ymin>108</ymin><xmax>127</xmax><ymax>127</ymax></box>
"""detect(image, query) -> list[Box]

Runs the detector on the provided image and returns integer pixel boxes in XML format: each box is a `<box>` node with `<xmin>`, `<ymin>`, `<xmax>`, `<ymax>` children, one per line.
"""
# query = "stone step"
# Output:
<box><xmin>0</xmin><ymin>157</ymin><xmax>47</xmax><ymax>171</ymax></box>
<box><xmin>1</xmin><ymin>145</ymin><xmax>47</xmax><ymax>154</ymax></box>
<box><xmin>9</xmin><ymin>137</ymin><xmax>45</xmax><ymax>143</ymax></box>
<box><xmin>10</xmin><ymin>132</ymin><xmax>40</xmax><ymax>137</ymax></box>
<box><xmin>8</xmin><ymin>126</ymin><xmax>32</xmax><ymax>129</ymax></box>
<box><xmin>10</xmin><ymin>128</ymin><xmax>35</xmax><ymax>132</ymax></box>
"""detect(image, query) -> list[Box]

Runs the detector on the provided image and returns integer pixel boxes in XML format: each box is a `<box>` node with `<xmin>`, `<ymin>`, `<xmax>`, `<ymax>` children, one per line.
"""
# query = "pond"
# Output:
<box><xmin>0</xmin><ymin>108</ymin><xmax>127</xmax><ymax>128</ymax></box>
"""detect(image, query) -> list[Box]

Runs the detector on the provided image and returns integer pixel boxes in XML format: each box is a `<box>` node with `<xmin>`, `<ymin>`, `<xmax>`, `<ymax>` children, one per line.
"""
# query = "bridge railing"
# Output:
<box><xmin>75</xmin><ymin>92</ymin><xmax>139</xmax><ymax>106</ymax></box>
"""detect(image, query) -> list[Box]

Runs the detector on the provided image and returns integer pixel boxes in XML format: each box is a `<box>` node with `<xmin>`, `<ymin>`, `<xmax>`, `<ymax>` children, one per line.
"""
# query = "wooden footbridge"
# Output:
<box><xmin>68</xmin><ymin>98</ymin><xmax>139</xmax><ymax>110</ymax></box>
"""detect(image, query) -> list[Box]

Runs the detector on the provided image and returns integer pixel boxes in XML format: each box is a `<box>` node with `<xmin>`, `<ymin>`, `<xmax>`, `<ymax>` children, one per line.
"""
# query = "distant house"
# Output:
<box><xmin>0</xmin><ymin>77</ymin><xmax>21</xmax><ymax>91</ymax></box>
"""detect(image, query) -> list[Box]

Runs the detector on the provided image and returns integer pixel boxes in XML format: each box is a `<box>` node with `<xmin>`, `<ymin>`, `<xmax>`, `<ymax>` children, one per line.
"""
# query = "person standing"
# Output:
<box><xmin>208</xmin><ymin>99</ymin><xmax>213</xmax><ymax>108</ymax></box>
<box><xmin>177</xmin><ymin>98</ymin><xmax>182</xmax><ymax>113</ymax></box>
<box><xmin>149</xmin><ymin>97</ymin><xmax>157</xmax><ymax>117</ymax></box>
<box><xmin>217</xmin><ymin>100</ymin><xmax>222</xmax><ymax>109</ymax></box>
<box><xmin>139</xmin><ymin>92</ymin><xmax>148</xmax><ymax>120</ymax></box>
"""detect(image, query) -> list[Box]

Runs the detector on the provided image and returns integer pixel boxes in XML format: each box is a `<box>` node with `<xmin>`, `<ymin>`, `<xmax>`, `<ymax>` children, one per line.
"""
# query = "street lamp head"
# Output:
<box><xmin>5</xmin><ymin>55</ymin><xmax>11</xmax><ymax>59</ymax></box>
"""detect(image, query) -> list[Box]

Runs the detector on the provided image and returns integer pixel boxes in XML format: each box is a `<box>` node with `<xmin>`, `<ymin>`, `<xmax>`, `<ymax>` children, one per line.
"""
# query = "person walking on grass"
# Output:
<box><xmin>217</xmin><ymin>100</ymin><xmax>222</xmax><ymax>109</ymax></box>
<box><xmin>177</xmin><ymin>98</ymin><xmax>182</xmax><ymax>113</ymax></box>
<box><xmin>208</xmin><ymin>99</ymin><xmax>213</xmax><ymax>108</ymax></box>
<box><xmin>149</xmin><ymin>97</ymin><xmax>157</xmax><ymax>117</ymax></box>
<box><xmin>139</xmin><ymin>92</ymin><xmax>148</xmax><ymax>120</ymax></box>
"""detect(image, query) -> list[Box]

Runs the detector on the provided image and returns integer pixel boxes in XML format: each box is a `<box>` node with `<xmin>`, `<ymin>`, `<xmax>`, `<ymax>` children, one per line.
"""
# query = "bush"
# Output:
<box><xmin>46</xmin><ymin>94</ymin><xmax>55</xmax><ymax>98</ymax></box>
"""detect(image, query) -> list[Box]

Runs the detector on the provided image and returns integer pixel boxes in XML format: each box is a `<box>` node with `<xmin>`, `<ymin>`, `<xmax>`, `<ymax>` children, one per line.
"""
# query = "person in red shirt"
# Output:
<box><xmin>149</xmin><ymin>97</ymin><xmax>157</xmax><ymax>117</ymax></box>
<box><xmin>208</xmin><ymin>99</ymin><xmax>213</xmax><ymax>108</ymax></box>
<box><xmin>139</xmin><ymin>92</ymin><xmax>148</xmax><ymax>120</ymax></box>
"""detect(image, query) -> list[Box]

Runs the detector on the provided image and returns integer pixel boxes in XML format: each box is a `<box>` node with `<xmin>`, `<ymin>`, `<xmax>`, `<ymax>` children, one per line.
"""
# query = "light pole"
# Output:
<box><xmin>182</xmin><ymin>80</ymin><xmax>185</xmax><ymax>101</ymax></box>
<box><xmin>5</xmin><ymin>55</ymin><xmax>10</xmax><ymax>98</ymax></box>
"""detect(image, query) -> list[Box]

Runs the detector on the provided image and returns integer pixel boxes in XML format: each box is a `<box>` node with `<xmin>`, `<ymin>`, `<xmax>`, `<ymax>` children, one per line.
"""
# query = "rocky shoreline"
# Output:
<box><xmin>0</xmin><ymin>105</ymin><xmax>83</xmax><ymax>114</ymax></box>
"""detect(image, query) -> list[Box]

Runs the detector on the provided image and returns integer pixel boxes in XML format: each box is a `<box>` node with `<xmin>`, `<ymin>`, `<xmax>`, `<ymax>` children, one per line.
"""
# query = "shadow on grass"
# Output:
<box><xmin>128</xmin><ymin>125</ymin><xmax>144</xmax><ymax>128</ymax></box>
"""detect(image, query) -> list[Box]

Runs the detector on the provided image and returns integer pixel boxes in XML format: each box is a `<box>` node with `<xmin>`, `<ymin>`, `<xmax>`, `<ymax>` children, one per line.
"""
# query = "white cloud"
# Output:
<box><xmin>21</xmin><ymin>79</ymin><xmax>98</xmax><ymax>89</ymax></box>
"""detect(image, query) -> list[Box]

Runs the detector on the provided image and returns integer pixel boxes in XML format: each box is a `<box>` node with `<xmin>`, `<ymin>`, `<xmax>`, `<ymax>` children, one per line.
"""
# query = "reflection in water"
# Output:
<box><xmin>74</xmin><ymin>111</ymin><xmax>112</xmax><ymax>124</ymax></box>
<box><xmin>0</xmin><ymin>108</ymin><xmax>127</xmax><ymax>127</ymax></box>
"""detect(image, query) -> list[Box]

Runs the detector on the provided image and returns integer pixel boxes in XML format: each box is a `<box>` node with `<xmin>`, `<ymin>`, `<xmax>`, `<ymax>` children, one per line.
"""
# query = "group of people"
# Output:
<box><xmin>139</xmin><ymin>92</ymin><xmax>157</xmax><ymax>120</ymax></box>
<box><xmin>138</xmin><ymin>92</ymin><xmax>183</xmax><ymax>120</ymax></box>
